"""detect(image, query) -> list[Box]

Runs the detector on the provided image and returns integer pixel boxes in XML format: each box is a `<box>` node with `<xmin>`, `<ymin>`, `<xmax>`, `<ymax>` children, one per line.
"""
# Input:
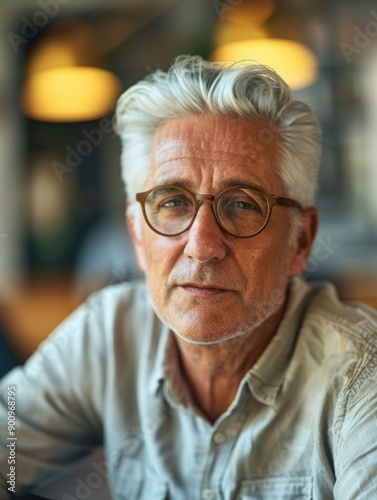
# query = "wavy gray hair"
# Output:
<box><xmin>115</xmin><ymin>55</ymin><xmax>321</xmax><ymax>218</ymax></box>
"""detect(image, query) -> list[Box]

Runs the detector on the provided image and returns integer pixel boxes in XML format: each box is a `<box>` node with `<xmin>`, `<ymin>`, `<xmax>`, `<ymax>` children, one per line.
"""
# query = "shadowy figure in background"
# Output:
<box><xmin>75</xmin><ymin>213</ymin><xmax>143</xmax><ymax>298</ymax></box>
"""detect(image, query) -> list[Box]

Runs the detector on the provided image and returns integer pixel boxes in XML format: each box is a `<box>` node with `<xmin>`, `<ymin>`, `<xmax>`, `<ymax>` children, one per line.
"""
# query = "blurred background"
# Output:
<box><xmin>0</xmin><ymin>0</ymin><xmax>377</xmax><ymax>370</ymax></box>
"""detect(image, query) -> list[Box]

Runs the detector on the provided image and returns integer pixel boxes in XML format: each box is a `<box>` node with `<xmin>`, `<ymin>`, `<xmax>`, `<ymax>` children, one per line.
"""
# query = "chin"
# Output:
<box><xmin>167</xmin><ymin>319</ymin><xmax>255</xmax><ymax>346</ymax></box>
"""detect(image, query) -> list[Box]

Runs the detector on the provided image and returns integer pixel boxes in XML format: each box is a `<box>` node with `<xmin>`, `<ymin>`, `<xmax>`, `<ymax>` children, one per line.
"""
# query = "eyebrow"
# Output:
<box><xmin>221</xmin><ymin>178</ymin><xmax>267</xmax><ymax>191</ymax></box>
<box><xmin>154</xmin><ymin>177</ymin><xmax>268</xmax><ymax>192</ymax></box>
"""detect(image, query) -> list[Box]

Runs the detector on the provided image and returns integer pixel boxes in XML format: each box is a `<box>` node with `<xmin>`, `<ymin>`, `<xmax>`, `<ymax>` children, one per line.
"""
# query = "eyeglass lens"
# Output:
<box><xmin>143</xmin><ymin>186</ymin><xmax>269</xmax><ymax>237</ymax></box>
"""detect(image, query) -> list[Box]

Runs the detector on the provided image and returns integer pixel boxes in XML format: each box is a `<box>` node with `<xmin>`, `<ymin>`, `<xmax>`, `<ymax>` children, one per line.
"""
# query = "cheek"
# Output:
<box><xmin>142</xmin><ymin>232</ymin><xmax>183</xmax><ymax>276</ymax></box>
<box><xmin>239</xmin><ymin>237</ymin><xmax>292</xmax><ymax>285</ymax></box>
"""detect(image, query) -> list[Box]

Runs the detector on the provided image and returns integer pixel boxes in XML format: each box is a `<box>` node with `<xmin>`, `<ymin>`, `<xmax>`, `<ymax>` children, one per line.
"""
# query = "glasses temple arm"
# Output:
<box><xmin>275</xmin><ymin>196</ymin><xmax>303</xmax><ymax>210</ymax></box>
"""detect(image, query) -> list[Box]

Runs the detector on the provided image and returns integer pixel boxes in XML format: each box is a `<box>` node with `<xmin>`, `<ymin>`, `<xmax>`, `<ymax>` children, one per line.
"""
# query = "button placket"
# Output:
<box><xmin>213</xmin><ymin>431</ymin><xmax>226</xmax><ymax>445</ymax></box>
<box><xmin>202</xmin><ymin>488</ymin><xmax>215</xmax><ymax>499</ymax></box>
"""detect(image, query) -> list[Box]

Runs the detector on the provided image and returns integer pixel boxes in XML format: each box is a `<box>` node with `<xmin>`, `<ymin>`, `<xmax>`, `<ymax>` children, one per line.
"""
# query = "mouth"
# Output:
<box><xmin>178</xmin><ymin>282</ymin><xmax>232</xmax><ymax>296</ymax></box>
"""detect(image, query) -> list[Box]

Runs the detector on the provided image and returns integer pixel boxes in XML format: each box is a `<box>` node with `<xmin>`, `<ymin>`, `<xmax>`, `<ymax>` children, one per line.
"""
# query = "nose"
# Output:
<box><xmin>183</xmin><ymin>201</ymin><xmax>227</xmax><ymax>262</ymax></box>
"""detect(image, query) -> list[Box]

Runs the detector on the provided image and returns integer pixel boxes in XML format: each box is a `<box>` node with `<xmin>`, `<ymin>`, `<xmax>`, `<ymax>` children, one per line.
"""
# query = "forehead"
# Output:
<box><xmin>149</xmin><ymin>113</ymin><xmax>281</xmax><ymax>189</ymax></box>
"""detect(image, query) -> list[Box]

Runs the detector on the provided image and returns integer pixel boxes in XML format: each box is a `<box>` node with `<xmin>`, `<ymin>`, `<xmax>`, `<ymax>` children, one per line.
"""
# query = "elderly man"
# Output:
<box><xmin>1</xmin><ymin>55</ymin><xmax>377</xmax><ymax>499</ymax></box>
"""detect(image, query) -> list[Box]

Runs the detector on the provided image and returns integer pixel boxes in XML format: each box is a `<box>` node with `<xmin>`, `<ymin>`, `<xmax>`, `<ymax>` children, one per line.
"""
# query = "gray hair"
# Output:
<box><xmin>115</xmin><ymin>55</ymin><xmax>321</xmax><ymax>214</ymax></box>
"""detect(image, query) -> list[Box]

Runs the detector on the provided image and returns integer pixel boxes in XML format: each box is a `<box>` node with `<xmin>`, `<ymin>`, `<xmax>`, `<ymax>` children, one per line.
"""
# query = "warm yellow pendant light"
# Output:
<box><xmin>21</xmin><ymin>66</ymin><xmax>123</xmax><ymax>122</ymax></box>
<box><xmin>20</xmin><ymin>20</ymin><xmax>123</xmax><ymax>122</ymax></box>
<box><xmin>210</xmin><ymin>38</ymin><xmax>318</xmax><ymax>90</ymax></box>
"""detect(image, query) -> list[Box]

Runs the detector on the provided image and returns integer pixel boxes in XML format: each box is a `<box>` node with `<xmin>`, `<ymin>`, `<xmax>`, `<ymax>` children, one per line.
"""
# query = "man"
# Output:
<box><xmin>1</xmin><ymin>55</ymin><xmax>377</xmax><ymax>499</ymax></box>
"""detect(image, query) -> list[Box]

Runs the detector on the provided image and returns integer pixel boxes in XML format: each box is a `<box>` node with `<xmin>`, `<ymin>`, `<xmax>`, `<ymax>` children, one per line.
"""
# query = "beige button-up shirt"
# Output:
<box><xmin>1</xmin><ymin>278</ymin><xmax>377</xmax><ymax>499</ymax></box>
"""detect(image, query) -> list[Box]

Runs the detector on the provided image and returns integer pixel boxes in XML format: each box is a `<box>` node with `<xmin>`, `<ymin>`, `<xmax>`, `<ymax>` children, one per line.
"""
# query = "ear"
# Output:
<box><xmin>289</xmin><ymin>206</ymin><xmax>319</xmax><ymax>277</ymax></box>
<box><xmin>126</xmin><ymin>203</ymin><xmax>147</xmax><ymax>273</ymax></box>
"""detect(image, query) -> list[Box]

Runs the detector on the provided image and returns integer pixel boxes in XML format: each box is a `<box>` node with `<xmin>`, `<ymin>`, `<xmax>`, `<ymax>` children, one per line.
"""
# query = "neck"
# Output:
<box><xmin>175</xmin><ymin>302</ymin><xmax>286</xmax><ymax>423</ymax></box>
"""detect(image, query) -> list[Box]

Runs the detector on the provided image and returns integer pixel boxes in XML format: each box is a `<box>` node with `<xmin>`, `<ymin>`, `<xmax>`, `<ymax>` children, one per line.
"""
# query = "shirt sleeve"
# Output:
<box><xmin>0</xmin><ymin>296</ymin><xmax>108</xmax><ymax>498</ymax></box>
<box><xmin>333</xmin><ymin>365</ymin><xmax>377</xmax><ymax>499</ymax></box>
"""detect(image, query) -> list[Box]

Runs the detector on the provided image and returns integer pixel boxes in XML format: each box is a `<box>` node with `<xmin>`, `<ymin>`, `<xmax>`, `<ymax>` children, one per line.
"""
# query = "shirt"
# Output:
<box><xmin>1</xmin><ymin>278</ymin><xmax>377</xmax><ymax>499</ymax></box>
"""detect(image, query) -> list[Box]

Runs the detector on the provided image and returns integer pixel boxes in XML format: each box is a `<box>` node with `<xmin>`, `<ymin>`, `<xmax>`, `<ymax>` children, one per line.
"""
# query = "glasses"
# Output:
<box><xmin>136</xmin><ymin>184</ymin><xmax>302</xmax><ymax>238</ymax></box>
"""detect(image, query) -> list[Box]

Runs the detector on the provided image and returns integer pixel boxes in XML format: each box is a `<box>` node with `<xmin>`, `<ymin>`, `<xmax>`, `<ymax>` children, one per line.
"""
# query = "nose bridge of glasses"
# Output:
<box><xmin>193</xmin><ymin>193</ymin><xmax>219</xmax><ymax>227</ymax></box>
<box><xmin>195</xmin><ymin>194</ymin><xmax>219</xmax><ymax>223</ymax></box>
<box><xmin>196</xmin><ymin>193</ymin><xmax>216</xmax><ymax>205</ymax></box>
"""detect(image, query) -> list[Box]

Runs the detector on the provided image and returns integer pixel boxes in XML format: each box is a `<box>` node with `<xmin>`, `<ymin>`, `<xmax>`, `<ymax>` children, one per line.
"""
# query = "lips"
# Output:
<box><xmin>169</xmin><ymin>266</ymin><xmax>237</xmax><ymax>296</ymax></box>
<box><xmin>178</xmin><ymin>282</ymin><xmax>231</xmax><ymax>295</ymax></box>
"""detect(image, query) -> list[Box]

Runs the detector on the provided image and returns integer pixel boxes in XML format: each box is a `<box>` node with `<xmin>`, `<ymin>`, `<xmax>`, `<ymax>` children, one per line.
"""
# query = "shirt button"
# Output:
<box><xmin>213</xmin><ymin>431</ymin><xmax>226</xmax><ymax>444</ymax></box>
<box><xmin>202</xmin><ymin>489</ymin><xmax>215</xmax><ymax>500</ymax></box>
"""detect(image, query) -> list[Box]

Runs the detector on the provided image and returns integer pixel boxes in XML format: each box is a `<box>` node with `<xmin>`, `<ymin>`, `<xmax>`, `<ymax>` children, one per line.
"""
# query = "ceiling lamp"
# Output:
<box><xmin>21</xmin><ymin>66</ymin><xmax>122</xmax><ymax>122</ymax></box>
<box><xmin>20</xmin><ymin>20</ymin><xmax>123</xmax><ymax>122</ymax></box>
<box><xmin>210</xmin><ymin>38</ymin><xmax>318</xmax><ymax>90</ymax></box>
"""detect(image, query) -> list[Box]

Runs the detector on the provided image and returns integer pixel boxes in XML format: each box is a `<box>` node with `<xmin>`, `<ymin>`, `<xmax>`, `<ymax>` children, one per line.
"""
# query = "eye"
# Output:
<box><xmin>146</xmin><ymin>187</ymin><xmax>193</xmax><ymax>214</ymax></box>
<box><xmin>222</xmin><ymin>194</ymin><xmax>262</xmax><ymax>213</ymax></box>
<box><xmin>231</xmin><ymin>199</ymin><xmax>261</xmax><ymax>211</ymax></box>
<box><xmin>160</xmin><ymin>197</ymin><xmax>188</xmax><ymax>209</ymax></box>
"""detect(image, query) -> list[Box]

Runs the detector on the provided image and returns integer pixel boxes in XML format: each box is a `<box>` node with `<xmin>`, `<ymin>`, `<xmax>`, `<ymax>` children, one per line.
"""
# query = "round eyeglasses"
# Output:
<box><xmin>136</xmin><ymin>185</ymin><xmax>302</xmax><ymax>238</ymax></box>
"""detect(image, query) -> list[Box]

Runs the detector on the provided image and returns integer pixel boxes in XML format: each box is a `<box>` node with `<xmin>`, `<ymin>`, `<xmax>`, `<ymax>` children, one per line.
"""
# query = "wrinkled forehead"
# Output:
<box><xmin>151</xmin><ymin>113</ymin><xmax>281</xmax><ymax>169</ymax></box>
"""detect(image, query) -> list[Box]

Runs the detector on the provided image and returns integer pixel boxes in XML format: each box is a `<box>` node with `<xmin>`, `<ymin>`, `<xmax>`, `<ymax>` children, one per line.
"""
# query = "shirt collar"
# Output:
<box><xmin>149</xmin><ymin>321</ymin><xmax>170</xmax><ymax>396</ymax></box>
<box><xmin>149</xmin><ymin>277</ymin><xmax>311</xmax><ymax>407</ymax></box>
<box><xmin>244</xmin><ymin>277</ymin><xmax>311</xmax><ymax>406</ymax></box>
<box><xmin>150</xmin><ymin>326</ymin><xmax>195</xmax><ymax>409</ymax></box>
